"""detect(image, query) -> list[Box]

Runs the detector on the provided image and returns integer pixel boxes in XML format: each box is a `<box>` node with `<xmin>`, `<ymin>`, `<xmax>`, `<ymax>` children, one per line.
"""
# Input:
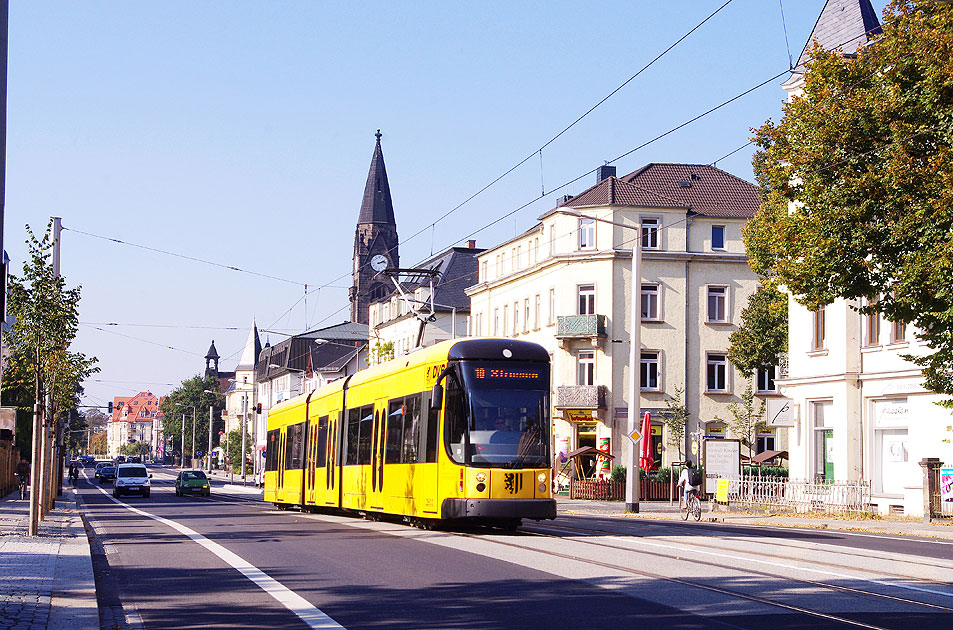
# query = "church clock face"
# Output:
<box><xmin>370</xmin><ymin>254</ymin><xmax>388</xmax><ymax>273</ymax></box>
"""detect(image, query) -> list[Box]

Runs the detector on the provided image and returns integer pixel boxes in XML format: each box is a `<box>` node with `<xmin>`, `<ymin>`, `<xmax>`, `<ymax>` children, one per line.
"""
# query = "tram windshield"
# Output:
<box><xmin>445</xmin><ymin>361</ymin><xmax>550</xmax><ymax>468</ymax></box>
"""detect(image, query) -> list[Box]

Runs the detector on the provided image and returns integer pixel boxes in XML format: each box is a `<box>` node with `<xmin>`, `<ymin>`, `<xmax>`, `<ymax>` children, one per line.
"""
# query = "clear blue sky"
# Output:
<box><xmin>4</xmin><ymin>1</ymin><xmax>888</xmax><ymax>408</ymax></box>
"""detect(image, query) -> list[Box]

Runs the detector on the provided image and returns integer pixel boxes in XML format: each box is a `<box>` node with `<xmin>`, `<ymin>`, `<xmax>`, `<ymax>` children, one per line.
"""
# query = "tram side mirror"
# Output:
<box><xmin>430</xmin><ymin>383</ymin><xmax>444</xmax><ymax>410</ymax></box>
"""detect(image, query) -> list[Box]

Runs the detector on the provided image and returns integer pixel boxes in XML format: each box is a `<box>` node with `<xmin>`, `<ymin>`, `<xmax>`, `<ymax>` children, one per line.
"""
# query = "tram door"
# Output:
<box><xmin>368</xmin><ymin>398</ymin><xmax>387</xmax><ymax>510</ymax></box>
<box><xmin>277</xmin><ymin>431</ymin><xmax>286</xmax><ymax>495</ymax></box>
<box><xmin>306</xmin><ymin>416</ymin><xmax>317</xmax><ymax>505</ymax></box>
<box><xmin>326</xmin><ymin>411</ymin><xmax>340</xmax><ymax>507</ymax></box>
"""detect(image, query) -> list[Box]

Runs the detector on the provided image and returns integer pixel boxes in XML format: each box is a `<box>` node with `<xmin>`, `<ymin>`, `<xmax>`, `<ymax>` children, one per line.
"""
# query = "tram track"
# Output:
<box><xmin>466</xmin><ymin>521</ymin><xmax>953</xmax><ymax>628</ymax></box>
<box><xmin>531</xmin><ymin>517</ymin><xmax>953</xmax><ymax>587</ymax></box>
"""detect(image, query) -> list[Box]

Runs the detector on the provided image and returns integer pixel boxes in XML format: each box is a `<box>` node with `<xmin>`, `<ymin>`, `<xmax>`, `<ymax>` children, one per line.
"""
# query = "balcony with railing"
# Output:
<box><xmin>555</xmin><ymin>384</ymin><xmax>608</xmax><ymax>410</ymax></box>
<box><xmin>556</xmin><ymin>314</ymin><xmax>607</xmax><ymax>347</ymax></box>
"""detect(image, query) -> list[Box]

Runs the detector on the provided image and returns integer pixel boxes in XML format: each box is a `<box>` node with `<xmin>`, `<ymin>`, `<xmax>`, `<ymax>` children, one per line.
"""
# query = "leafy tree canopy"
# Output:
<box><xmin>745</xmin><ymin>1</ymin><xmax>953</xmax><ymax>399</ymax></box>
<box><xmin>1</xmin><ymin>222</ymin><xmax>99</xmax><ymax>451</ymax></box>
<box><xmin>728</xmin><ymin>284</ymin><xmax>788</xmax><ymax>375</ymax></box>
<box><xmin>157</xmin><ymin>375</ymin><xmax>224</xmax><ymax>457</ymax></box>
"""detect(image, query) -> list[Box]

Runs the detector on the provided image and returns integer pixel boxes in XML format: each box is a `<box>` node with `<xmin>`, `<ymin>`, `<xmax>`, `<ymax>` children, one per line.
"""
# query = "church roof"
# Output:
<box><xmin>793</xmin><ymin>0</ymin><xmax>881</xmax><ymax>72</ymax></box>
<box><xmin>235</xmin><ymin>321</ymin><xmax>262</xmax><ymax>372</ymax></box>
<box><xmin>205</xmin><ymin>341</ymin><xmax>219</xmax><ymax>360</ymax></box>
<box><xmin>358</xmin><ymin>130</ymin><xmax>396</xmax><ymax>225</ymax></box>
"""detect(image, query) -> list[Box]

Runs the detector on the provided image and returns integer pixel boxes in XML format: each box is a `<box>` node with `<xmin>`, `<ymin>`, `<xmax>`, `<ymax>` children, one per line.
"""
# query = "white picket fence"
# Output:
<box><xmin>721</xmin><ymin>475</ymin><xmax>872</xmax><ymax>515</ymax></box>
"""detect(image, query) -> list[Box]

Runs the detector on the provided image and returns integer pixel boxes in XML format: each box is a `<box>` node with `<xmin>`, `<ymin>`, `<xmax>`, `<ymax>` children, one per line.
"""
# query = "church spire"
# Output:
<box><xmin>358</xmin><ymin>129</ymin><xmax>396</xmax><ymax>225</ymax></box>
<box><xmin>350</xmin><ymin>130</ymin><xmax>400</xmax><ymax>324</ymax></box>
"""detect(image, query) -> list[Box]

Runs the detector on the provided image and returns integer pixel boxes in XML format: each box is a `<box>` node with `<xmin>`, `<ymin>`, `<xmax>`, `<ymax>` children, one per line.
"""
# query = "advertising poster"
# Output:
<box><xmin>703</xmin><ymin>440</ymin><xmax>740</xmax><ymax>495</ymax></box>
<box><xmin>941</xmin><ymin>468</ymin><xmax>953</xmax><ymax>504</ymax></box>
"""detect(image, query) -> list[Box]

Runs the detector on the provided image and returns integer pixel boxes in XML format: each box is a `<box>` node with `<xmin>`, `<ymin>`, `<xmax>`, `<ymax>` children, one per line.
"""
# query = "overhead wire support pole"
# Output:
<box><xmin>555</xmin><ymin>209</ymin><xmax>642</xmax><ymax>513</ymax></box>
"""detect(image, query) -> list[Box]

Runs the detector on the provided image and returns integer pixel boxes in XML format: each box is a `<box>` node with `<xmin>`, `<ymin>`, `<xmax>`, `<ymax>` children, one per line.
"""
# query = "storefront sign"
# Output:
<box><xmin>766</xmin><ymin>398</ymin><xmax>796</xmax><ymax>427</ymax></box>
<box><xmin>875</xmin><ymin>400</ymin><xmax>910</xmax><ymax>427</ymax></box>
<box><xmin>565</xmin><ymin>409</ymin><xmax>593</xmax><ymax>423</ymax></box>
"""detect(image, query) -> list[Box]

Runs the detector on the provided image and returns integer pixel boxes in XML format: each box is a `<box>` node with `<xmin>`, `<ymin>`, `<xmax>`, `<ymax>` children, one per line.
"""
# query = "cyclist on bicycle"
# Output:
<box><xmin>677</xmin><ymin>460</ymin><xmax>700</xmax><ymax>505</ymax></box>
<box><xmin>17</xmin><ymin>458</ymin><xmax>30</xmax><ymax>499</ymax></box>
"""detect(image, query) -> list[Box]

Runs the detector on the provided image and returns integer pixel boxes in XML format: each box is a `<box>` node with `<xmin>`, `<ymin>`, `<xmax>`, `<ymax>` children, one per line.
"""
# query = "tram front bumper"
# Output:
<box><xmin>441</xmin><ymin>498</ymin><xmax>557</xmax><ymax>520</ymax></box>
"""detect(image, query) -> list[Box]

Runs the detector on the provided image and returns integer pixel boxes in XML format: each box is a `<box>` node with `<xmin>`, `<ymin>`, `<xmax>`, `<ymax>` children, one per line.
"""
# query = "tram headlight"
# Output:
<box><xmin>475</xmin><ymin>473</ymin><xmax>487</xmax><ymax>483</ymax></box>
<box><xmin>476</xmin><ymin>482</ymin><xmax>486</xmax><ymax>493</ymax></box>
<box><xmin>537</xmin><ymin>473</ymin><xmax>546</xmax><ymax>483</ymax></box>
<box><xmin>538</xmin><ymin>484</ymin><xmax>546</xmax><ymax>493</ymax></box>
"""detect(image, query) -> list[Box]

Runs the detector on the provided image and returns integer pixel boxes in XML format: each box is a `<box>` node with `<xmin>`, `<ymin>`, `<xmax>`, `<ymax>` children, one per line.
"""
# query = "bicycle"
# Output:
<box><xmin>680</xmin><ymin>489</ymin><xmax>702</xmax><ymax>521</ymax></box>
<box><xmin>18</xmin><ymin>476</ymin><xmax>28</xmax><ymax>500</ymax></box>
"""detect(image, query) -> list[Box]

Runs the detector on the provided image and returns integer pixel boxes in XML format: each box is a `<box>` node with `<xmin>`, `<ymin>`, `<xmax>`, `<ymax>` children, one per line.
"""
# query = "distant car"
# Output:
<box><xmin>114</xmin><ymin>455</ymin><xmax>126</xmax><ymax>464</ymax></box>
<box><xmin>81</xmin><ymin>455</ymin><xmax>95</xmax><ymax>464</ymax></box>
<box><xmin>98</xmin><ymin>465</ymin><xmax>117</xmax><ymax>483</ymax></box>
<box><xmin>113</xmin><ymin>464</ymin><xmax>151</xmax><ymax>498</ymax></box>
<box><xmin>94</xmin><ymin>462</ymin><xmax>108</xmax><ymax>478</ymax></box>
<box><xmin>175</xmin><ymin>470</ymin><xmax>210</xmax><ymax>497</ymax></box>
<box><xmin>127</xmin><ymin>456</ymin><xmax>141</xmax><ymax>464</ymax></box>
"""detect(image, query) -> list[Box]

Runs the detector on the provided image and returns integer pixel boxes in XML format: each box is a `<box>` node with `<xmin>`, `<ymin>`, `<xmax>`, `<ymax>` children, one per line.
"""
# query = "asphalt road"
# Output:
<box><xmin>76</xmin><ymin>466</ymin><xmax>953</xmax><ymax>630</ymax></box>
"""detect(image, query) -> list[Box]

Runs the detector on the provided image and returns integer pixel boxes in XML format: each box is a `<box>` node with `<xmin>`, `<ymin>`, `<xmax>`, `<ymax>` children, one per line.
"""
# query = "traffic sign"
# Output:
<box><xmin>626</xmin><ymin>427</ymin><xmax>642</xmax><ymax>445</ymax></box>
<box><xmin>691</xmin><ymin>441</ymin><xmax>698</xmax><ymax>456</ymax></box>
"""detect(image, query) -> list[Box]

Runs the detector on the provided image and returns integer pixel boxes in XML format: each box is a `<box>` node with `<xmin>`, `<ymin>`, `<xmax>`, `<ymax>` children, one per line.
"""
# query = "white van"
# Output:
<box><xmin>114</xmin><ymin>464</ymin><xmax>152</xmax><ymax>498</ymax></box>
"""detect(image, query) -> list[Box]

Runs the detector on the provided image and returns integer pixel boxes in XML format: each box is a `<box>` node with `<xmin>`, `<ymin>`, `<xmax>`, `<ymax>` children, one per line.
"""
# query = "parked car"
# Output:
<box><xmin>113</xmin><ymin>464</ymin><xmax>151</xmax><ymax>498</ymax></box>
<box><xmin>98</xmin><ymin>465</ymin><xmax>117</xmax><ymax>483</ymax></box>
<box><xmin>127</xmin><ymin>456</ymin><xmax>141</xmax><ymax>464</ymax></box>
<box><xmin>175</xmin><ymin>470</ymin><xmax>210</xmax><ymax>497</ymax></box>
<box><xmin>114</xmin><ymin>455</ymin><xmax>126</xmax><ymax>464</ymax></box>
<box><xmin>94</xmin><ymin>462</ymin><xmax>108</xmax><ymax>479</ymax></box>
<box><xmin>81</xmin><ymin>455</ymin><xmax>95</xmax><ymax>464</ymax></box>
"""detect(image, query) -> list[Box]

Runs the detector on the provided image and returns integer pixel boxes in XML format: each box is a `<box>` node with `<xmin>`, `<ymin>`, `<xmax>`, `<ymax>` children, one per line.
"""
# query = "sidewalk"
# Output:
<box><xmin>0</xmin><ymin>487</ymin><xmax>98</xmax><ymax>630</ymax></box>
<box><xmin>556</xmin><ymin>496</ymin><xmax>953</xmax><ymax>539</ymax></box>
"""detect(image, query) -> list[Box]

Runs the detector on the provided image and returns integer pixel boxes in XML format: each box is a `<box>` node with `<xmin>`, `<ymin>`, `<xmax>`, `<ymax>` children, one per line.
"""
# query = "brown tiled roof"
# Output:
<box><xmin>621</xmin><ymin>163</ymin><xmax>759</xmax><ymax>218</ymax></box>
<box><xmin>561</xmin><ymin>176</ymin><xmax>685</xmax><ymax>210</ymax></box>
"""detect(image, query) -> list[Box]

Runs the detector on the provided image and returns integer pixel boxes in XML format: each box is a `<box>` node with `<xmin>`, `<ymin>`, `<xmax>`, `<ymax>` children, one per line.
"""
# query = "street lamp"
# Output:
<box><xmin>556</xmin><ymin>208</ymin><xmax>642</xmax><ymax>513</ymax></box>
<box><xmin>204</xmin><ymin>390</ymin><xmax>226</xmax><ymax>474</ymax></box>
<box><xmin>172</xmin><ymin>403</ymin><xmax>195</xmax><ymax>468</ymax></box>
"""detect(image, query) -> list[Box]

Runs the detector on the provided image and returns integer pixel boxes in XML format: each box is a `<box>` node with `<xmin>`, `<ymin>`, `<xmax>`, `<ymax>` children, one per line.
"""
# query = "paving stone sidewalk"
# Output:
<box><xmin>0</xmin><ymin>487</ymin><xmax>98</xmax><ymax>630</ymax></box>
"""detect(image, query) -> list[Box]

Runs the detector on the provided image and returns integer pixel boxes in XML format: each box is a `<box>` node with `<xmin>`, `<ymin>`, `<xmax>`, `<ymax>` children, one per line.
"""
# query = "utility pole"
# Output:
<box><xmin>191</xmin><ymin>406</ymin><xmax>196</xmax><ymax>468</ymax></box>
<box><xmin>240</xmin><ymin>395</ymin><xmax>247</xmax><ymax>485</ymax></box>
<box><xmin>207</xmin><ymin>405</ymin><xmax>213</xmax><ymax>473</ymax></box>
<box><xmin>180</xmin><ymin>412</ymin><xmax>185</xmax><ymax>468</ymax></box>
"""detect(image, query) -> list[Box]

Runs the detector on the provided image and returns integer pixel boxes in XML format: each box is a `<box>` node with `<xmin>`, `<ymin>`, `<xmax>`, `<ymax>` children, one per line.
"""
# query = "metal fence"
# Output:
<box><xmin>722</xmin><ymin>475</ymin><xmax>873</xmax><ymax>516</ymax></box>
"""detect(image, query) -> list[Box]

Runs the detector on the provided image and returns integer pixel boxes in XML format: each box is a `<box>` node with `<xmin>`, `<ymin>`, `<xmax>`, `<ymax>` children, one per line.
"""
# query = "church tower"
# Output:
<box><xmin>350</xmin><ymin>130</ymin><xmax>399</xmax><ymax>324</ymax></box>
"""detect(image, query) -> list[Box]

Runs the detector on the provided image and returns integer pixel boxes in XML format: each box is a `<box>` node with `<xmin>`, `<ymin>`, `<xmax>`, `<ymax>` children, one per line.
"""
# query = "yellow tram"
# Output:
<box><xmin>263</xmin><ymin>338</ymin><xmax>556</xmax><ymax>527</ymax></box>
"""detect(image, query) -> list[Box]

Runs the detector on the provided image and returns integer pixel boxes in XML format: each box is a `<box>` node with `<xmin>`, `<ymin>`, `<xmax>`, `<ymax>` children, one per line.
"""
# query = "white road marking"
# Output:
<box><xmin>89</xmin><ymin>481</ymin><xmax>345</xmax><ymax>629</ymax></box>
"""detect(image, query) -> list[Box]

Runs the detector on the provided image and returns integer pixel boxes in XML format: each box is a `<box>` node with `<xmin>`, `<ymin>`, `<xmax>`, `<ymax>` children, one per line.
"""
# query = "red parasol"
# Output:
<box><xmin>638</xmin><ymin>412</ymin><xmax>655</xmax><ymax>472</ymax></box>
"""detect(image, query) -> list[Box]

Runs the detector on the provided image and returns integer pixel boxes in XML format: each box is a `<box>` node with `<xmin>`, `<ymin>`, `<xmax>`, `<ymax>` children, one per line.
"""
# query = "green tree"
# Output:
<box><xmin>369</xmin><ymin>341</ymin><xmax>394</xmax><ymax>364</ymax></box>
<box><xmin>120</xmin><ymin>442</ymin><xmax>150</xmax><ymax>456</ymax></box>
<box><xmin>728</xmin><ymin>284</ymin><xmax>788</xmax><ymax>375</ymax></box>
<box><xmin>746</xmin><ymin>1</ymin><xmax>953</xmax><ymax>402</ymax></box>
<box><xmin>659</xmin><ymin>385</ymin><xmax>689</xmax><ymax>460</ymax></box>
<box><xmin>717</xmin><ymin>384</ymin><xmax>765</xmax><ymax>460</ymax></box>
<box><xmin>225</xmin><ymin>427</ymin><xmax>250</xmax><ymax>473</ymax></box>
<box><xmin>157</xmin><ymin>375</ymin><xmax>224</xmax><ymax>458</ymax></box>
<box><xmin>1</xmin><ymin>222</ymin><xmax>99</xmax><ymax>454</ymax></box>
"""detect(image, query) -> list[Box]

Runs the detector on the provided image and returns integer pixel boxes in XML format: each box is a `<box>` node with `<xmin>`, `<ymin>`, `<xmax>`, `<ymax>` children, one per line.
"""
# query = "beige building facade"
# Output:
<box><xmin>467</xmin><ymin>164</ymin><xmax>777</xmax><ymax>483</ymax></box>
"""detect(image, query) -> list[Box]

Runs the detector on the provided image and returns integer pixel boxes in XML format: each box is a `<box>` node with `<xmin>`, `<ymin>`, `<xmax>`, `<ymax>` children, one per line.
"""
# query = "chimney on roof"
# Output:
<box><xmin>596</xmin><ymin>164</ymin><xmax>616</xmax><ymax>183</ymax></box>
<box><xmin>465</xmin><ymin>239</ymin><xmax>476</xmax><ymax>249</ymax></box>
<box><xmin>556</xmin><ymin>194</ymin><xmax>574</xmax><ymax>206</ymax></box>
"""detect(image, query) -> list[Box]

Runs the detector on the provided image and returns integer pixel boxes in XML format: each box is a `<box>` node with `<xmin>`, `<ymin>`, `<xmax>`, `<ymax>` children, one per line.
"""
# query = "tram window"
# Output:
<box><xmin>357</xmin><ymin>405</ymin><xmax>374</xmax><ymax>465</ymax></box>
<box><xmin>284</xmin><ymin>428</ymin><xmax>293</xmax><ymax>470</ymax></box>
<box><xmin>385</xmin><ymin>401</ymin><xmax>404</xmax><ymax>464</ymax></box>
<box><xmin>346</xmin><ymin>408</ymin><xmax>361</xmax><ymax>465</ymax></box>
<box><xmin>424</xmin><ymin>406</ymin><xmax>439</xmax><ymax>463</ymax></box>
<box><xmin>265</xmin><ymin>429</ymin><xmax>279</xmax><ymax>471</ymax></box>
<box><xmin>444</xmin><ymin>374</ymin><xmax>467</xmax><ymax>462</ymax></box>
<box><xmin>287</xmin><ymin>422</ymin><xmax>305</xmax><ymax>470</ymax></box>
<box><xmin>402</xmin><ymin>395</ymin><xmax>420</xmax><ymax>463</ymax></box>
<box><xmin>315</xmin><ymin>416</ymin><xmax>328</xmax><ymax>468</ymax></box>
